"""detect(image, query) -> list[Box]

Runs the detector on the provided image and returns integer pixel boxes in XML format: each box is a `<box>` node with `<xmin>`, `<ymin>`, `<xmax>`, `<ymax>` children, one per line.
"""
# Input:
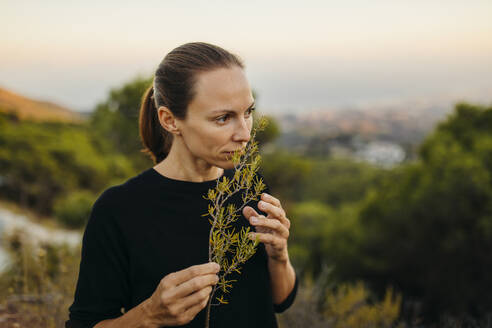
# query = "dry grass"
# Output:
<box><xmin>0</xmin><ymin>231</ymin><xmax>80</xmax><ymax>328</ymax></box>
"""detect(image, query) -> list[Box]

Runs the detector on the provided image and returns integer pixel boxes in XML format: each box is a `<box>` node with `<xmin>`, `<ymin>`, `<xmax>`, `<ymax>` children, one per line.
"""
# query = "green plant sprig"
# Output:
<box><xmin>202</xmin><ymin>117</ymin><xmax>269</xmax><ymax>328</ymax></box>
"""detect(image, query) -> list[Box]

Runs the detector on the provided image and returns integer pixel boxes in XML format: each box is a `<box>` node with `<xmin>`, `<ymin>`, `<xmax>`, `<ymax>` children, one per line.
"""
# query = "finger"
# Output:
<box><xmin>242</xmin><ymin>205</ymin><xmax>260</xmax><ymax>220</ymax></box>
<box><xmin>165</xmin><ymin>262</ymin><xmax>220</xmax><ymax>287</ymax></box>
<box><xmin>180</xmin><ymin>295</ymin><xmax>210</xmax><ymax>323</ymax></box>
<box><xmin>261</xmin><ymin>193</ymin><xmax>282</xmax><ymax>209</ymax></box>
<box><xmin>176</xmin><ymin>285</ymin><xmax>213</xmax><ymax>312</ymax></box>
<box><xmin>249</xmin><ymin>232</ymin><xmax>286</xmax><ymax>249</ymax></box>
<box><xmin>250</xmin><ymin>216</ymin><xmax>289</xmax><ymax>238</ymax></box>
<box><xmin>258</xmin><ymin>201</ymin><xmax>288</xmax><ymax>224</ymax></box>
<box><xmin>254</xmin><ymin>224</ymin><xmax>270</xmax><ymax>234</ymax></box>
<box><xmin>243</xmin><ymin>207</ymin><xmax>279</xmax><ymax>233</ymax></box>
<box><xmin>170</xmin><ymin>274</ymin><xmax>218</xmax><ymax>300</ymax></box>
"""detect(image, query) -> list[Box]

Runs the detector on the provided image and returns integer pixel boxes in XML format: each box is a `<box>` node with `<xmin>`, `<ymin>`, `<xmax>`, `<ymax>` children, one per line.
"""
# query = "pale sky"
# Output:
<box><xmin>1</xmin><ymin>0</ymin><xmax>491</xmax><ymax>113</ymax></box>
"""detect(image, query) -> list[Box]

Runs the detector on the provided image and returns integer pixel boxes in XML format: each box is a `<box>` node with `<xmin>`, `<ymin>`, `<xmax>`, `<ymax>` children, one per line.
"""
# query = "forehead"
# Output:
<box><xmin>187</xmin><ymin>66</ymin><xmax>253</xmax><ymax>115</ymax></box>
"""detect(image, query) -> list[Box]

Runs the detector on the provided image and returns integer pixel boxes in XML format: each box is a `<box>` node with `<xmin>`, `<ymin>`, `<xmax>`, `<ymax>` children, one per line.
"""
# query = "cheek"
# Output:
<box><xmin>248</xmin><ymin>118</ymin><xmax>254</xmax><ymax>130</ymax></box>
<box><xmin>193</xmin><ymin>125</ymin><xmax>230</xmax><ymax>149</ymax></box>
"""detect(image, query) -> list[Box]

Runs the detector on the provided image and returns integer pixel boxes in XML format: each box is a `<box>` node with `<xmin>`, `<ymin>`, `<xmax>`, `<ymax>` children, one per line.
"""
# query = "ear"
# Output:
<box><xmin>157</xmin><ymin>106</ymin><xmax>181</xmax><ymax>136</ymax></box>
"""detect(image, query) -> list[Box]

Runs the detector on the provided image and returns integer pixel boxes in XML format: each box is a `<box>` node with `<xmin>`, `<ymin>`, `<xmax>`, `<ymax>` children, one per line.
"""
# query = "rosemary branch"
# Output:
<box><xmin>202</xmin><ymin>117</ymin><xmax>269</xmax><ymax>328</ymax></box>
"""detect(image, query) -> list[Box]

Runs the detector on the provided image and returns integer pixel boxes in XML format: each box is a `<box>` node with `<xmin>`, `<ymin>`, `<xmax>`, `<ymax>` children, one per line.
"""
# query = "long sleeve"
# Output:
<box><xmin>66</xmin><ymin>188</ymin><xmax>131</xmax><ymax>328</ymax></box>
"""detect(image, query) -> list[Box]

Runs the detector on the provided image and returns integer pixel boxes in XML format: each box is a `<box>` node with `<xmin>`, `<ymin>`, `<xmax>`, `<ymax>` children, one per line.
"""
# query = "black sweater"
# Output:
<box><xmin>66</xmin><ymin>167</ymin><xmax>298</xmax><ymax>328</ymax></box>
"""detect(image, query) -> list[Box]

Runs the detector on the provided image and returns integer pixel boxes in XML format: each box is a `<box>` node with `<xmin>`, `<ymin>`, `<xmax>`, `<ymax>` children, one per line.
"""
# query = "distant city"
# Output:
<box><xmin>271</xmin><ymin>100</ymin><xmax>456</xmax><ymax>167</ymax></box>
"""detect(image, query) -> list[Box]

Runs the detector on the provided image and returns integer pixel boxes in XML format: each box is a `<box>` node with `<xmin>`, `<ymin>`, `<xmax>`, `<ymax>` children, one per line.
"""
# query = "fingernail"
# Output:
<box><xmin>251</xmin><ymin>216</ymin><xmax>258</xmax><ymax>224</ymax></box>
<box><xmin>258</xmin><ymin>201</ymin><xmax>265</xmax><ymax>209</ymax></box>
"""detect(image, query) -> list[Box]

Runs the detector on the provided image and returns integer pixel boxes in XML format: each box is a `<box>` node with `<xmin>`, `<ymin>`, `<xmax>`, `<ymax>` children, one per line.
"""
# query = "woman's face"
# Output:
<box><xmin>177</xmin><ymin>65</ymin><xmax>255</xmax><ymax>169</ymax></box>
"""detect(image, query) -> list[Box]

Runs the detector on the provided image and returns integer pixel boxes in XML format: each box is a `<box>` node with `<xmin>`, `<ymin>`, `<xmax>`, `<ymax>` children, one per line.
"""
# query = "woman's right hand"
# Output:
<box><xmin>143</xmin><ymin>262</ymin><xmax>220</xmax><ymax>327</ymax></box>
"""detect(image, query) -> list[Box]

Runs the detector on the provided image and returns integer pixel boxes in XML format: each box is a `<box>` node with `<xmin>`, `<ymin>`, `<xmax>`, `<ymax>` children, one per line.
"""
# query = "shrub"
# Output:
<box><xmin>278</xmin><ymin>268</ymin><xmax>402</xmax><ymax>328</ymax></box>
<box><xmin>53</xmin><ymin>190</ymin><xmax>96</xmax><ymax>229</ymax></box>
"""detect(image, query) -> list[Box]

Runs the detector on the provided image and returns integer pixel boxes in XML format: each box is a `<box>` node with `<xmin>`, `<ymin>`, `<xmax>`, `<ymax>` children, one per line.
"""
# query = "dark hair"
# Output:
<box><xmin>139</xmin><ymin>42</ymin><xmax>244</xmax><ymax>164</ymax></box>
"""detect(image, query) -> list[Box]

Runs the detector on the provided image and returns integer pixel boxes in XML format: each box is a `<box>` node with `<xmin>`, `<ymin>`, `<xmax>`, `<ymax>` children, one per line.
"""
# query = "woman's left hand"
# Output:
<box><xmin>243</xmin><ymin>193</ymin><xmax>290</xmax><ymax>263</ymax></box>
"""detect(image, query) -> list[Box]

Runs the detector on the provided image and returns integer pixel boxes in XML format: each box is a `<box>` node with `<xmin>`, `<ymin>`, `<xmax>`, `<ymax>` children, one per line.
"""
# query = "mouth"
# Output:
<box><xmin>223</xmin><ymin>149</ymin><xmax>244</xmax><ymax>157</ymax></box>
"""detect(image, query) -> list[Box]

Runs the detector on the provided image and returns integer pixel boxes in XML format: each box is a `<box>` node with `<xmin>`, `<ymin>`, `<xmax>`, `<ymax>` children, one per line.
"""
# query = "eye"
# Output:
<box><xmin>215</xmin><ymin>107</ymin><xmax>255</xmax><ymax>125</ymax></box>
<box><xmin>245</xmin><ymin>107</ymin><xmax>256</xmax><ymax>117</ymax></box>
<box><xmin>216</xmin><ymin>114</ymin><xmax>229</xmax><ymax>124</ymax></box>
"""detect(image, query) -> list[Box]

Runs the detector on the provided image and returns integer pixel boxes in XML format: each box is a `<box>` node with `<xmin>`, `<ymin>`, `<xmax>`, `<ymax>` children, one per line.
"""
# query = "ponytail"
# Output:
<box><xmin>139</xmin><ymin>85</ymin><xmax>173</xmax><ymax>164</ymax></box>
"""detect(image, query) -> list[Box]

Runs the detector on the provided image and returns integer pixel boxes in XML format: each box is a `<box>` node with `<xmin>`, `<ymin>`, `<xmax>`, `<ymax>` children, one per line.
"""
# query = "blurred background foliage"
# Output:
<box><xmin>1</xmin><ymin>76</ymin><xmax>492</xmax><ymax>327</ymax></box>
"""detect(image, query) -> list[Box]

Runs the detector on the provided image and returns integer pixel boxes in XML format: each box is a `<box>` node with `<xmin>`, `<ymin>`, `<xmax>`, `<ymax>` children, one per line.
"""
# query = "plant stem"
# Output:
<box><xmin>205</xmin><ymin>284</ymin><xmax>218</xmax><ymax>328</ymax></box>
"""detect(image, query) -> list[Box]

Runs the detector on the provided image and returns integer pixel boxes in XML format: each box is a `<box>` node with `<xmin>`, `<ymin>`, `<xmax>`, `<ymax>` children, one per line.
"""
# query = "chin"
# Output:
<box><xmin>220</xmin><ymin>161</ymin><xmax>236</xmax><ymax>170</ymax></box>
<box><xmin>214</xmin><ymin>156</ymin><xmax>235</xmax><ymax>169</ymax></box>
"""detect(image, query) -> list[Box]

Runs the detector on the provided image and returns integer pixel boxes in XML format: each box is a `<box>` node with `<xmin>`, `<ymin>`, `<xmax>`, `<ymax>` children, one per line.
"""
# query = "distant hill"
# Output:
<box><xmin>0</xmin><ymin>87</ymin><xmax>85</xmax><ymax>123</ymax></box>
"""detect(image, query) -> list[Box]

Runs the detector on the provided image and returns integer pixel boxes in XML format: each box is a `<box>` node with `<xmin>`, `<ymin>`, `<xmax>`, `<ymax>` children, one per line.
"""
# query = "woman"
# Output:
<box><xmin>66</xmin><ymin>42</ymin><xmax>297</xmax><ymax>328</ymax></box>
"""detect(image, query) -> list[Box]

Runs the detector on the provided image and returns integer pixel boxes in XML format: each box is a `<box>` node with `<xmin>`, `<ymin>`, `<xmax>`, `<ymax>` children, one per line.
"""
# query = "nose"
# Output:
<box><xmin>232</xmin><ymin>116</ymin><xmax>251</xmax><ymax>144</ymax></box>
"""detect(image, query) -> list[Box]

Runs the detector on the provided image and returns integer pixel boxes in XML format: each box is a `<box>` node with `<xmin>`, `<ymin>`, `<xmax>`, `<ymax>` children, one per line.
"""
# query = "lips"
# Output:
<box><xmin>223</xmin><ymin>150</ymin><xmax>244</xmax><ymax>155</ymax></box>
<box><xmin>223</xmin><ymin>150</ymin><xmax>245</xmax><ymax>158</ymax></box>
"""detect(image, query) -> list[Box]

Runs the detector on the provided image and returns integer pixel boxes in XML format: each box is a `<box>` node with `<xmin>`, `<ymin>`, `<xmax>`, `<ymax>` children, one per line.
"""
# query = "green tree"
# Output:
<box><xmin>300</xmin><ymin>158</ymin><xmax>387</xmax><ymax>207</ymax></box>
<box><xmin>89</xmin><ymin>76</ymin><xmax>153</xmax><ymax>171</ymax></box>
<box><xmin>288</xmin><ymin>201</ymin><xmax>362</xmax><ymax>279</ymax></box>
<box><xmin>355</xmin><ymin>102</ymin><xmax>492</xmax><ymax>320</ymax></box>
<box><xmin>259</xmin><ymin>150</ymin><xmax>312</xmax><ymax>203</ymax></box>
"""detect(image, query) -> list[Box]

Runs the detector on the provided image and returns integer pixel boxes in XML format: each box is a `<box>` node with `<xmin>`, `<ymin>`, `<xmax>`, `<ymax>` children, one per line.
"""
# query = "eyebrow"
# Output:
<box><xmin>210</xmin><ymin>101</ymin><xmax>256</xmax><ymax>115</ymax></box>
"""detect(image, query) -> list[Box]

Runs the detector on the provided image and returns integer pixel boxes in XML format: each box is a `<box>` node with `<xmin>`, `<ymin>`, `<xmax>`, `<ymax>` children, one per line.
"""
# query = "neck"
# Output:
<box><xmin>153</xmin><ymin>138</ymin><xmax>224</xmax><ymax>182</ymax></box>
